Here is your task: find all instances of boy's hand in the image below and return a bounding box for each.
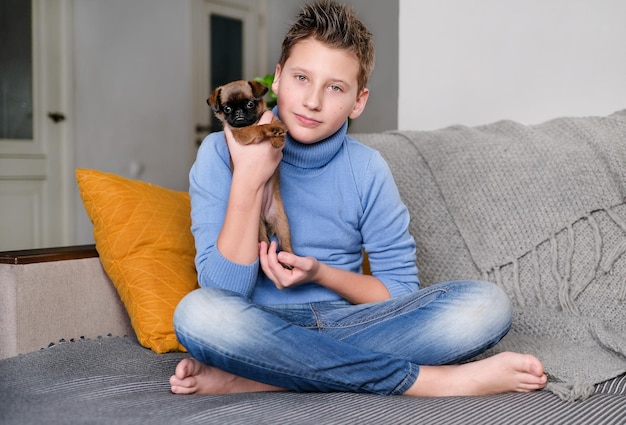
[224,110,283,190]
[260,241,392,304]
[259,241,320,290]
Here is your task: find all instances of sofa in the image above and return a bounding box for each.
[1,110,625,424]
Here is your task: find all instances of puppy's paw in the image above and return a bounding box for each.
[267,124,286,137]
[269,137,285,148]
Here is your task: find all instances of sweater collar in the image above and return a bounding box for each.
[276,107,347,169]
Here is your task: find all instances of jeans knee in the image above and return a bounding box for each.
[467,280,513,341]
[440,280,512,344]
[482,281,513,327]
[174,287,242,341]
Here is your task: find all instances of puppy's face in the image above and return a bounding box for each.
[208,80,269,128]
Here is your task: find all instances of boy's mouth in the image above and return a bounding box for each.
[294,113,321,127]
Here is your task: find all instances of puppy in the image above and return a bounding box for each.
[208,80,294,260]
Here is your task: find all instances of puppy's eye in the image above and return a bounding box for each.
[246,100,256,109]
[223,106,232,114]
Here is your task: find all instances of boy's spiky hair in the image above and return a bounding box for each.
[278,0,375,93]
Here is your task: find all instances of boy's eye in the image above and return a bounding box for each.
[296,75,307,82]
[246,100,256,109]
[330,85,343,92]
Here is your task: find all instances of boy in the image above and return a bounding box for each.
[170,0,547,397]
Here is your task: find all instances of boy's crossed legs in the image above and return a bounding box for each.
[170,282,547,397]
[170,351,546,396]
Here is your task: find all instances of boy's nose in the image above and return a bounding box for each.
[303,87,322,111]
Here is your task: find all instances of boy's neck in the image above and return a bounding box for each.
[281,118,348,170]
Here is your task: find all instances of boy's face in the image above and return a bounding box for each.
[272,38,369,144]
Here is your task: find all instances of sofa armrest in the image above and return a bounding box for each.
[0,245,134,360]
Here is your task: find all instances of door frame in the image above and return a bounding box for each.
[191,0,268,140]
[41,0,75,248]
[0,0,74,249]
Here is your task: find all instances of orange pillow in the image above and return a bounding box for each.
[76,168,198,353]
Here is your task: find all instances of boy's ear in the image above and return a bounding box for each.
[271,64,282,94]
[349,88,369,120]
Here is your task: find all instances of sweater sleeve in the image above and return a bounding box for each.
[189,133,259,298]
[357,150,420,297]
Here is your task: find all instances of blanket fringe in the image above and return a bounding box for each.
[603,208,626,273]
[484,205,626,313]
[551,226,578,315]
[512,258,525,307]
[571,214,602,301]
[531,248,546,308]
[602,240,626,273]
[604,208,626,302]
[546,380,595,402]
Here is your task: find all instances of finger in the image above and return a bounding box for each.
[266,242,291,286]
[258,110,274,125]
[259,242,267,270]
[223,124,239,153]
[259,241,270,262]
[223,123,234,142]
[276,251,296,269]
[258,241,273,277]
[266,241,281,267]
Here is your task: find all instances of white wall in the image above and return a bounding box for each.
[399,0,626,130]
[73,0,195,244]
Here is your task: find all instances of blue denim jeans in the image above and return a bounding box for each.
[173,280,512,395]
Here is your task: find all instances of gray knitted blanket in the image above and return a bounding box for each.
[359,110,626,401]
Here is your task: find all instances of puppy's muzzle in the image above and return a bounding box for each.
[233,110,247,124]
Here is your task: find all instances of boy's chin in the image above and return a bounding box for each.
[288,124,345,145]
[287,128,326,145]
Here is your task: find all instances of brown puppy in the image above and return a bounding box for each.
[208,80,293,260]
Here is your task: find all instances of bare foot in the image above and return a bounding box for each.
[404,352,547,397]
[169,358,285,395]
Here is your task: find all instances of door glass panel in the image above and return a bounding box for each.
[0,0,33,140]
[209,13,242,131]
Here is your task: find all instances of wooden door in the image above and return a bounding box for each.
[0,0,73,250]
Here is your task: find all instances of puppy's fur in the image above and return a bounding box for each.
[208,80,293,257]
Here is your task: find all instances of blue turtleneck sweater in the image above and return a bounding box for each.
[189,115,419,305]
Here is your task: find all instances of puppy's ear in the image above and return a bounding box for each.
[207,88,221,112]
[248,80,269,100]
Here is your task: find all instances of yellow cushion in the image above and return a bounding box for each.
[76,168,198,353]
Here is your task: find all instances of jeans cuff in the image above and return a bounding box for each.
[390,362,419,395]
